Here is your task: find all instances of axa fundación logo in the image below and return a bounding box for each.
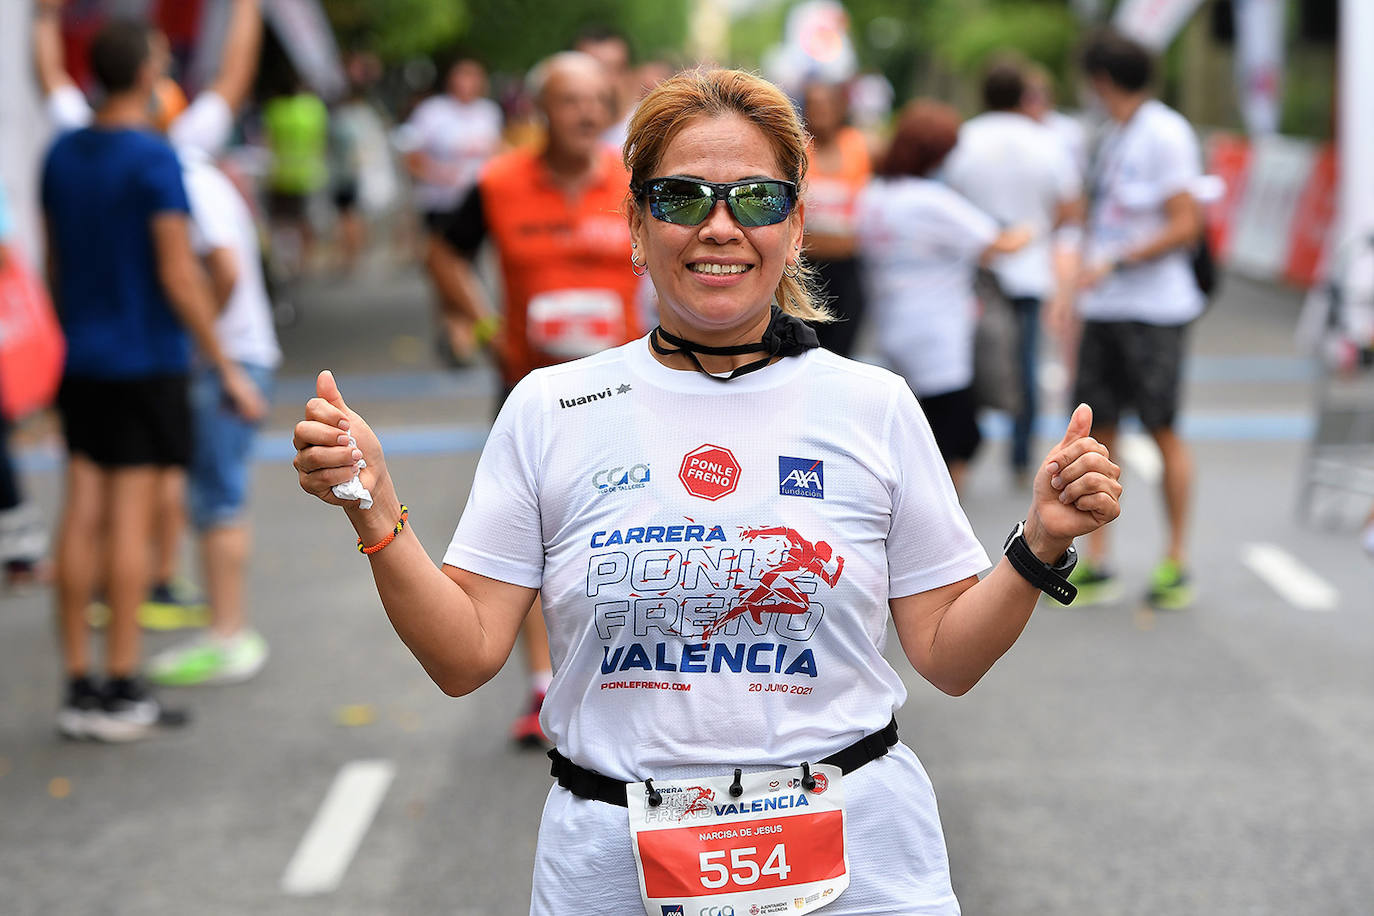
[778,456,823,499]
[593,463,650,494]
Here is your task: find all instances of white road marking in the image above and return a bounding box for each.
[1240,543,1340,612]
[1118,432,1163,484]
[282,759,396,896]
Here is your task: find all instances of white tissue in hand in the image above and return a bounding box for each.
[331,434,373,509]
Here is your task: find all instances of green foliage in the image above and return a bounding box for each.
[934,2,1081,78]
[458,0,691,72]
[323,0,468,60]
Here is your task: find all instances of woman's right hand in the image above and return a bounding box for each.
[293,370,389,509]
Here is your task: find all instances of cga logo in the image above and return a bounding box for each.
[594,463,650,494]
[778,456,823,499]
[700,908,735,916]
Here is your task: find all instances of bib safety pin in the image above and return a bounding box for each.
[644,778,663,807]
[799,761,817,792]
[729,768,743,798]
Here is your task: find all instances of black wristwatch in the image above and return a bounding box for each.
[1004,520,1078,605]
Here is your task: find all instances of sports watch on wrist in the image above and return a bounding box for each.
[1003,520,1078,605]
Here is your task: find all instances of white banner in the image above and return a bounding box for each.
[1113,0,1206,51]
[262,0,345,100]
[1338,0,1374,302]
[1234,0,1285,136]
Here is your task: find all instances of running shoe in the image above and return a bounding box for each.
[55,676,104,740]
[510,691,548,749]
[88,580,212,629]
[1148,559,1194,610]
[146,629,269,686]
[137,580,211,630]
[82,677,191,743]
[1066,559,1120,607]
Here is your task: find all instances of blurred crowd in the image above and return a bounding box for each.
[3,0,1366,747]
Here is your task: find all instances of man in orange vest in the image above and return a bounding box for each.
[433,50,640,746]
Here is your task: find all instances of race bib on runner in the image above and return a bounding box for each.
[627,765,848,916]
[526,289,624,358]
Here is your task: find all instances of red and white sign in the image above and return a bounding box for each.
[679,444,741,501]
[628,765,849,916]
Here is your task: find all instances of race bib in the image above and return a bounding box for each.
[526,289,624,358]
[627,765,848,916]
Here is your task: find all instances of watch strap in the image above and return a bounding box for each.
[1005,532,1078,605]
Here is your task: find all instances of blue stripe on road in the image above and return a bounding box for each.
[14,411,1315,477]
[267,354,1317,407]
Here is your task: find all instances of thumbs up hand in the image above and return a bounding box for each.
[1024,403,1123,561]
[293,370,389,509]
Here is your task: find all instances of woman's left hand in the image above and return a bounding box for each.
[1024,403,1122,560]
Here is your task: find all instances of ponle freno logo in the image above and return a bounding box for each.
[678,444,740,501]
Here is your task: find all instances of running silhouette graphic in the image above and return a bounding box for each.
[704,527,845,638]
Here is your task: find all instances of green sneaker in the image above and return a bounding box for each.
[1148,559,1193,610]
[1066,559,1120,607]
[147,630,268,686]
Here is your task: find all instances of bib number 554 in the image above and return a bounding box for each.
[699,844,791,889]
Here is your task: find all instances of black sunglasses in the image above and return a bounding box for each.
[633,176,799,228]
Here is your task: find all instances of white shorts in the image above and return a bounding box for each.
[529,742,961,915]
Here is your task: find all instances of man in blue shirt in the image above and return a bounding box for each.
[41,16,263,742]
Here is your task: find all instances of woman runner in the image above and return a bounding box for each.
[294,69,1123,915]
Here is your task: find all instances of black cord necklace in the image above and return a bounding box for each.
[650,306,819,382]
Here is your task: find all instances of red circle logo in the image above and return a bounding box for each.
[678,444,741,501]
[811,772,829,793]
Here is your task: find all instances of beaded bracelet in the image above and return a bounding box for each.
[358,505,408,555]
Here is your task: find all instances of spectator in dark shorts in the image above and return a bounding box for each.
[329,70,371,272]
[1071,30,1205,609]
[855,99,1030,492]
[802,80,872,357]
[396,58,503,364]
[41,18,264,742]
[263,79,328,278]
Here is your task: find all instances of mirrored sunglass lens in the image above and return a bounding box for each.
[652,194,712,225]
[728,183,793,227]
[648,180,713,225]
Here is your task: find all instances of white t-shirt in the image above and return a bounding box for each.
[1080,99,1204,325]
[446,340,988,780]
[943,111,1080,299]
[395,95,503,212]
[181,150,281,369]
[855,176,998,396]
[447,340,985,913]
[47,85,234,157]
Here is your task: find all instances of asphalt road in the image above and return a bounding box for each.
[2,264,1371,916]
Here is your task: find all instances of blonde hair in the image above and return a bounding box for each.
[624,68,832,324]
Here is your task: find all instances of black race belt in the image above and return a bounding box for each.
[547,717,900,807]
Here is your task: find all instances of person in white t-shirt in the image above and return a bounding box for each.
[857,99,1031,493]
[141,149,279,686]
[395,58,503,363]
[944,62,1083,482]
[294,69,1122,915]
[1071,30,1205,610]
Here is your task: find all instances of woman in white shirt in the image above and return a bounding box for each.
[857,99,1031,492]
[294,70,1121,916]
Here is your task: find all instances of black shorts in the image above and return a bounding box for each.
[1073,320,1187,431]
[57,374,191,468]
[422,209,451,234]
[917,386,982,464]
[267,190,308,222]
[332,182,359,212]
